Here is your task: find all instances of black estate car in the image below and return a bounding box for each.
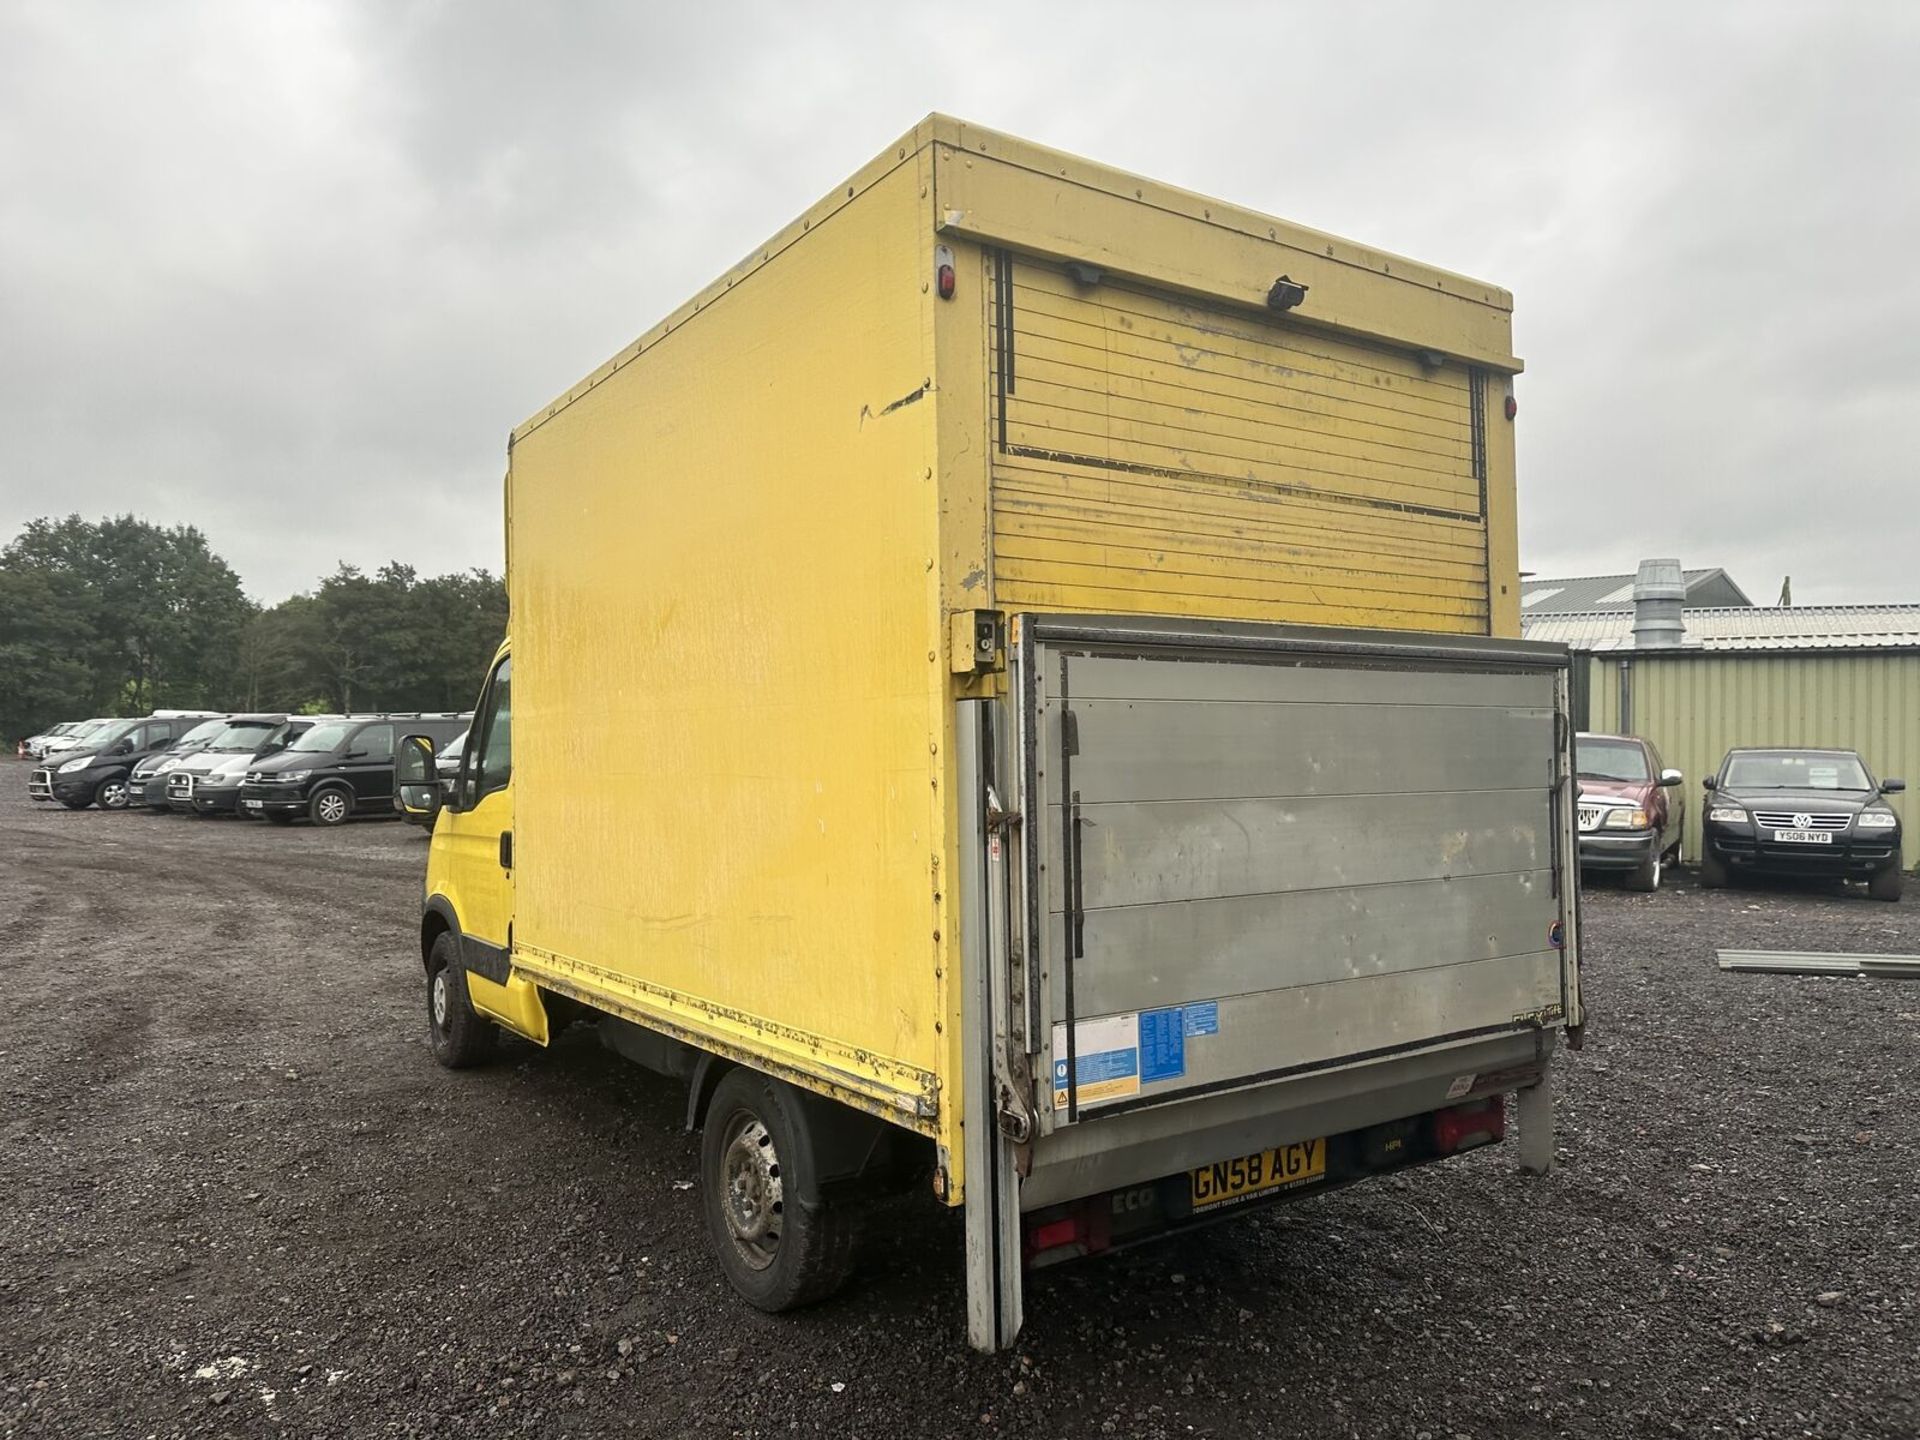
[239,714,469,826]
[1700,747,1905,901]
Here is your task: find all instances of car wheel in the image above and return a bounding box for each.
[1868,863,1905,903]
[95,776,131,810]
[424,931,499,1068]
[309,787,353,826]
[700,1067,861,1313]
[1626,847,1662,893]
[1698,846,1728,889]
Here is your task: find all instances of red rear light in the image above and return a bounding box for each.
[1433,1098,1506,1153]
[1504,394,1518,420]
[1029,1217,1078,1252]
[937,263,956,300]
[934,243,957,300]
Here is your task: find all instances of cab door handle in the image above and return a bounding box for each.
[499,830,513,870]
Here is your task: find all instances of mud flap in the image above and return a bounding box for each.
[958,699,1024,1351]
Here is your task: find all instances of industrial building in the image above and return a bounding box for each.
[1522,561,1920,862]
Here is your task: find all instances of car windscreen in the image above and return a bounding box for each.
[206,720,279,750]
[89,719,143,748]
[1723,752,1872,790]
[173,719,230,748]
[285,722,356,753]
[69,719,111,738]
[1576,739,1650,782]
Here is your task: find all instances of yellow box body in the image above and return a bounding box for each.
[502,116,1522,1196]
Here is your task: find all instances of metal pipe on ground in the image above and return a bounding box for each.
[1717,950,1920,978]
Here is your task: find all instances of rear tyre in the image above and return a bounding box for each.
[1625,847,1662,893]
[1698,846,1728,890]
[309,786,353,827]
[700,1067,860,1313]
[1868,863,1905,903]
[426,931,499,1068]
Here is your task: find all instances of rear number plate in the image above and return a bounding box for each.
[1771,830,1832,844]
[1189,1139,1326,1212]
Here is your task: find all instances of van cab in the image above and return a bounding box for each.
[240,713,469,825]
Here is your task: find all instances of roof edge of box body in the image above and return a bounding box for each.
[513,113,1520,445]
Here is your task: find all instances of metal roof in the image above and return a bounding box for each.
[1520,568,1752,613]
[1522,604,1920,653]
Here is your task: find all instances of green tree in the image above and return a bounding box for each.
[0,565,100,743]
[2,515,252,712]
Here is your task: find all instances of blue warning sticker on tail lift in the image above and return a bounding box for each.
[1138,1008,1187,1084]
[1184,1001,1220,1037]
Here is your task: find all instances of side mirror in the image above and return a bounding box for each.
[1883,778,1906,794]
[1658,769,1683,787]
[1702,776,1717,791]
[396,734,443,823]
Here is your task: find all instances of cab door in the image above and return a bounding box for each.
[431,655,534,1035]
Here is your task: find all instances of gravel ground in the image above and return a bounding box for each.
[2,765,1917,1439]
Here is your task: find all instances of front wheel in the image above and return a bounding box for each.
[700,1068,860,1313]
[95,777,131,810]
[1698,846,1728,889]
[1868,863,1905,903]
[425,932,499,1068]
[1625,847,1662,893]
[309,787,353,826]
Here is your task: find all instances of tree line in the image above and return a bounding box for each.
[0,515,506,742]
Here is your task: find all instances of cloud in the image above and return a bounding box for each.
[1,1,1915,605]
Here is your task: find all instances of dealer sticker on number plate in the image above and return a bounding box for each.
[1189,1138,1326,1212]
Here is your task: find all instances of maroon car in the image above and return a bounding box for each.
[1575,731,1685,891]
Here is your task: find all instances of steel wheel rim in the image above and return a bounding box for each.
[431,969,449,1029]
[317,793,348,823]
[718,1110,784,1271]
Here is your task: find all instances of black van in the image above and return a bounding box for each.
[28,712,226,810]
[159,714,311,814]
[239,713,469,826]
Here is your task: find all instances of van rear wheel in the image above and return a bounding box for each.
[699,1068,859,1313]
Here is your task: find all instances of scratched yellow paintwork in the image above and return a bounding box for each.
[485,116,1523,1205]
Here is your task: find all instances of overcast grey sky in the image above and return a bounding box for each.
[2,3,1915,605]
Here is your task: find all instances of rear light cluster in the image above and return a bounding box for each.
[1432,1097,1505,1153]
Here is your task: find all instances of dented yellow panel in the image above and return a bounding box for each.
[507,152,953,1138]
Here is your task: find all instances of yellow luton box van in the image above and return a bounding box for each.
[398,115,1582,1351]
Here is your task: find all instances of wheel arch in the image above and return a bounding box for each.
[421,896,461,973]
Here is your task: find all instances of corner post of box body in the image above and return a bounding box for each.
[957,697,1023,1352]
